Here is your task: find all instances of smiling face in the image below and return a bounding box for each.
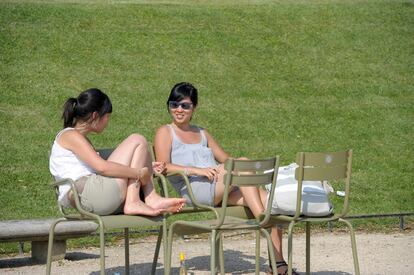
[168,97,195,126]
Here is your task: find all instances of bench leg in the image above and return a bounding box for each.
[32,240,66,263]
[124,228,129,275]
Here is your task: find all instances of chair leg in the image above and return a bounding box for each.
[124,228,130,275]
[287,221,296,275]
[46,218,66,275]
[210,230,217,275]
[260,228,276,275]
[218,233,225,275]
[339,218,360,275]
[151,225,163,275]
[99,224,105,275]
[164,225,175,275]
[255,230,260,275]
[305,222,310,275]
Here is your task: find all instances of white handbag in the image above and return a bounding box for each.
[266,163,333,216]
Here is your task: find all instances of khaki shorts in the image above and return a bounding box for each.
[75,174,123,215]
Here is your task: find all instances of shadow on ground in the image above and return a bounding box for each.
[0,251,99,268]
[88,249,352,275]
[0,249,353,275]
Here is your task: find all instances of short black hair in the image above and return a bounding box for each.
[166,82,198,110]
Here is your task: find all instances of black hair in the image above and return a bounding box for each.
[62,88,112,128]
[166,82,198,110]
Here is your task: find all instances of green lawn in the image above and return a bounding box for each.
[0,0,413,232]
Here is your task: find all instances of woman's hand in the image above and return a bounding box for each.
[152,161,166,174]
[193,167,219,182]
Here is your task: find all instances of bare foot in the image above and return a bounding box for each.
[123,200,164,216]
[145,195,186,213]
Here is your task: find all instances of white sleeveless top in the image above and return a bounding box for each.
[49,128,95,207]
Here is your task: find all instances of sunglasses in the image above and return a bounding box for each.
[168,101,193,110]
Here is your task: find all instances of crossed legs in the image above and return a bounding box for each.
[108,134,185,216]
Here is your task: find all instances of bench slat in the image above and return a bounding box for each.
[0,219,98,242]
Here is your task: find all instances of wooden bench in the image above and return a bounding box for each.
[0,219,97,262]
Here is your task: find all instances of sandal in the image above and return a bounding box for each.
[267,260,299,275]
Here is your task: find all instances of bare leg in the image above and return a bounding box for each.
[108,134,185,215]
[122,135,186,212]
[271,227,283,261]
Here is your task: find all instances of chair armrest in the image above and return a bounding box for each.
[49,178,99,221]
[152,172,171,198]
[165,171,219,218]
[50,178,74,187]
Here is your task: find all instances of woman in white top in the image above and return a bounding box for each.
[49,88,185,216]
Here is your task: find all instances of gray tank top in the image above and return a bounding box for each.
[167,124,217,188]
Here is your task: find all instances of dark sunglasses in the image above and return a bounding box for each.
[168,101,193,110]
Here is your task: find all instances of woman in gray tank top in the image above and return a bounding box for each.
[154,82,297,275]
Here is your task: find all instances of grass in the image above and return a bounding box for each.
[0,0,413,253]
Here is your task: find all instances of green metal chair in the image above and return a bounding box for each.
[46,149,167,275]
[163,157,280,275]
[267,150,360,275]
[149,145,261,274]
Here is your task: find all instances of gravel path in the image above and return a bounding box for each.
[1,231,413,274]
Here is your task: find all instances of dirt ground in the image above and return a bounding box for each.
[1,231,413,274]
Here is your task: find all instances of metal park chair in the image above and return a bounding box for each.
[46,149,167,275]
[267,150,360,275]
[163,157,280,275]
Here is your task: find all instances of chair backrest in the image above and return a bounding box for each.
[295,149,353,217]
[219,157,280,225]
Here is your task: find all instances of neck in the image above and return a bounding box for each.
[172,122,191,131]
[73,122,91,136]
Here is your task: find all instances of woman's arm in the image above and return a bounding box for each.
[58,130,142,180]
[154,125,189,173]
[154,126,219,181]
[203,129,230,164]
[153,125,173,168]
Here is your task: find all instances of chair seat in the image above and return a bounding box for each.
[180,205,254,219]
[269,213,338,224]
[63,214,164,230]
[100,214,163,230]
[172,216,261,234]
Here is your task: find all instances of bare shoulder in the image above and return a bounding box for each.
[155,124,171,136]
[154,124,173,144]
[57,129,87,151]
[59,128,83,143]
